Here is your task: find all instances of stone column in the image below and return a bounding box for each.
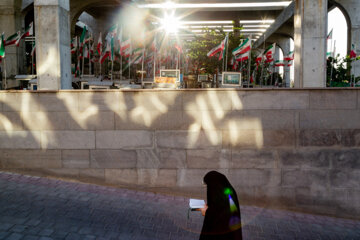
[294,0,327,88]
[34,0,72,90]
[0,0,22,77]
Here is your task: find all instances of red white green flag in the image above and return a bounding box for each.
[120,37,131,55]
[100,41,111,64]
[232,38,251,56]
[275,60,285,67]
[21,22,33,39]
[255,52,263,66]
[0,33,5,58]
[97,32,102,56]
[84,44,90,59]
[85,32,93,44]
[107,24,118,39]
[264,43,276,63]
[79,26,87,49]
[122,47,131,58]
[349,44,357,60]
[133,47,143,57]
[6,31,21,46]
[207,35,227,59]
[71,36,78,54]
[327,29,333,40]
[110,37,115,61]
[235,51,250,62]
[287,60,293,67]
[175,43,182,53]
[30,42,36,57]
[133,54,144,64]
[219,33,229,61]
[231,57,238,70]
[284,51,294,61]
[207,43,222,57]
[75,58,81,77]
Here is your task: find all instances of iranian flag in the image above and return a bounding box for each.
[107,24,118,39]
[122,47,132,58]
[327,29,333,40]
[287,60,293,67]
[133,54,143,64]
[175,43,182,53]
[264,43,276,63]
[100,41,111,64]
[0,33,5,58]
[21,22,33,39]
[6,31,21,46]
[79,26,87,49]
[30,42,36,57]
[110,37,115,61]
[231,57,238,70]
[84,44,90,59]
[71,36,78,54]
[326,51,333,58]
[350,44,357,60]
[151,36,158,52]
[275,60,285,67]
[97,32,103,55]
[284,51,294,61]
[207,35,226,58]
[75,58,81,77]
[255,52,263,66]
[85,33,93,44]
[232,38,251,56]
[120,37,131,53]
[133,47,143,57]
[219,33,229,61]
[207,42,223,57]
[235,51,250,62]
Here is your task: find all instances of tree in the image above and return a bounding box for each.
[184,28,243,75]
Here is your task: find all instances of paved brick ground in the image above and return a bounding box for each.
[0,171,359,240]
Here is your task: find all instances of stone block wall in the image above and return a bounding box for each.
[0,89,359,219]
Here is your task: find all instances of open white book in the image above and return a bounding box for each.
[189,199,206,210]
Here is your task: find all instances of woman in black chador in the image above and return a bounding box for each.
[199,171,242,240]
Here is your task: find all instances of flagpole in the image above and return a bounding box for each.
[111,59,114,81]
[262,33,266,88]
[353,44,356,87]
[225,33,229,72]
[153,46,156,81]
[82,49,84,79]
[89,42,91,75]
[129,55,131,80]
[141,49,144,88]
[4,57,7,90]
[330,40,336,87]
[248,35,252,88]
[31,42,34,75]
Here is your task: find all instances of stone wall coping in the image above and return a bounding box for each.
[0,88,358,94]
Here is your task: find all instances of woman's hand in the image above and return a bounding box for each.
[200,204,208,216]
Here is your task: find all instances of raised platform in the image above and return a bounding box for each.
[0,88,359,219]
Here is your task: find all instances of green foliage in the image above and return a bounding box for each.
[327,54,353,87]
[184,28,243,75]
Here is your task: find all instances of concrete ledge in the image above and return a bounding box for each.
[1,89,360,219]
